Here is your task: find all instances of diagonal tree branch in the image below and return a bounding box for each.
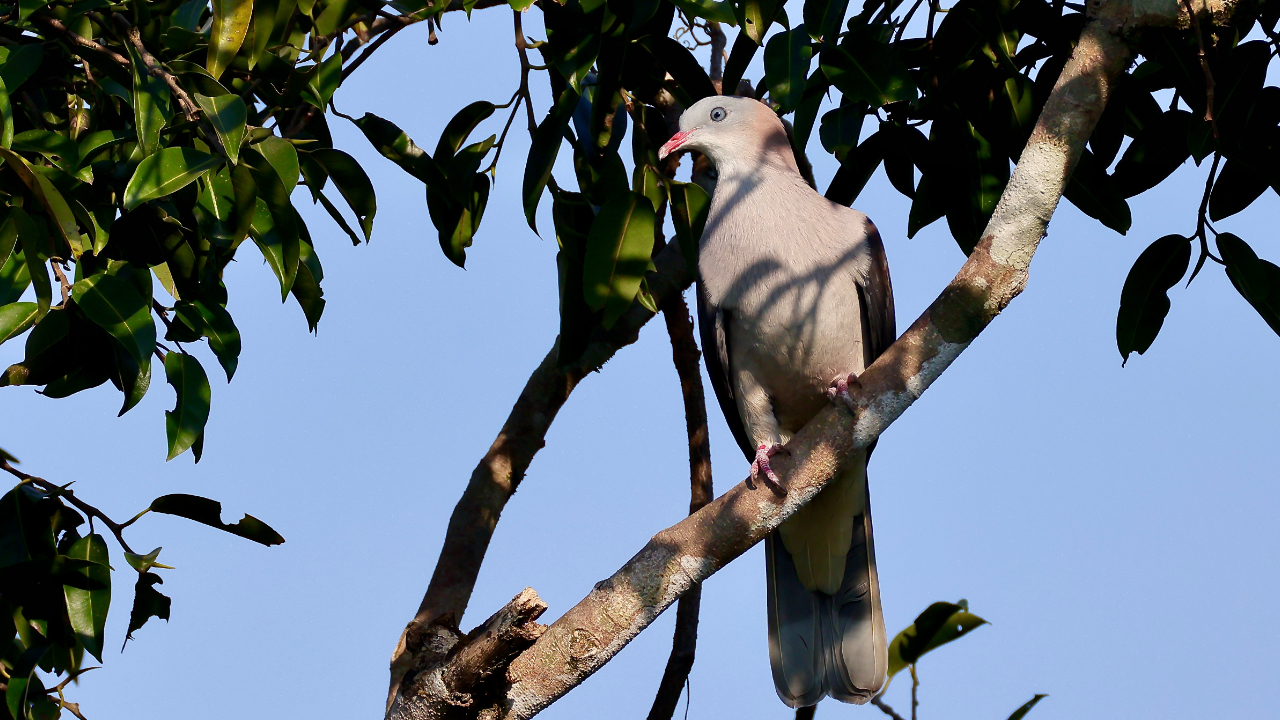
[388,244,695,707]
[647,294,713,720]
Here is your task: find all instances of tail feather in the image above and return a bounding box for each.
[766,467,885,708]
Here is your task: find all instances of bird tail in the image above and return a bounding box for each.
[765,454,886,708]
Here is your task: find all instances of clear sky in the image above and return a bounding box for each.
[4,8,1279,720]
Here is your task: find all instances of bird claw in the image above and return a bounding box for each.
[748,443,789,497]
[825,372,862,414]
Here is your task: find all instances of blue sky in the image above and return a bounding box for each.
[4,8,1279,720]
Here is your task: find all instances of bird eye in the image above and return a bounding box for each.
[710,107,727,122]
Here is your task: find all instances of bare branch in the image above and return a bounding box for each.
[872,696,907,720]
[1,459,138,554]
[31,14,131,68]
[387,244,695,708]
[119,23,201,124]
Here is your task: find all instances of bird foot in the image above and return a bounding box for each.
[825,372,863,414]
[748,443,789,497]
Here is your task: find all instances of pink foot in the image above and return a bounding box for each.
[825,372,862,413]
[749,443,789,497]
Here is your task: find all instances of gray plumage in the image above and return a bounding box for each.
[659,96,897,708]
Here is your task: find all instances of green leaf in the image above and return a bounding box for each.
[0,303,40,346]
[668,181,710,271]
[351,112,447,187]
[123,547,172,573]
[1209,158,1268,222]
[125,44,172,158]
[1063,150,1131,235]
[427,173,489,268]
[12,129,80,175]
[651,38,717,104]
[113,344,152,416]
[243,150,299,298]
[311,187,360,245]
[0,149,84,256]
[1006,695,1048,720]
[124,571,170,643]
[194,94,248,164]
[524,88,579,234]
[1218,233,1280,337]
[306,149,375,241]
[71,272,156,365]
[172,0,208,30]
[436,101,496,159]
[0,45,43,94]
[13,209,51,315]
[301,48,343,110]
[1111,110,1190,198]
[246,0,279,68]
[256,135,300,195]
[62,533,110,662]
[123,147,223,210]
[164,352,211,461]
[150,494,285,546]
[819,103,866,155]
[764,27,812,114]
[291,239,325,331]
[803,0,850,42]
[0,76,12,150]
[824,131,884,206]
[0,247,30,306]
[1116,235,1190,364]
[181,299,240,380]
[208,0,254,80]
[820,40,918,108]
[738,0,778,44]
[77,128,134,167]
[886,601,988,679]
[583,192,656,329]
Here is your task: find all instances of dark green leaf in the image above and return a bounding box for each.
[583,192,656,329]
[435,101,496,158]
[651,37,717,103]
[246,0,280,68]
[819,103,866,155]
[668,0,736,23]
[255,136,300,195]
[1218,233,1280,337]
[12,130,80,175]
[306,149,375,241]
[820,41,918,108]
[1111,110,1190,198]
[180,299,240,380]
[722,29,759,94]
[825,131,884,206]
[738,0,778,44]
[1115,234,1190,363]
[803,0,850,43]
[62,533,110,662]
[301,49,343,109]
[243,150,300,298]
[164,352,211,461]
[150,494,285,546]
[1209,158,1267,222]
[124,571,170,644]
[765,27,813,114]
[0,45,43,95]
[0,76,11,150]
[1064,150,1131,234]
[71,273,156,365]
[907,175,944,237]
[126,43,172,157]
[123,147,223,210]
[291,239,325,331]
[0,150,83,256]
[1007,695,1048,720]
[194,94,248,164]
[524,88,580,234]
[351,112,447,187]
[113,343,152,416]
[886,601,988,678]
[668,181,710,271]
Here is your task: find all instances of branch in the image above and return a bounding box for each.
[119,22,201,124]
[871,696,907,720]
[30,15,131,68]
[387,244,695,708]
[487,5,1149,717]
[647,294,713,720]
[1,459,137,554]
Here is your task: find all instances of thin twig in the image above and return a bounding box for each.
[513,10,538,134]
[119,22,200,124]
[910,664,919,720]
[1188,151,1223,284]
[1181,0,1218,137]
[897,0,928,42]
[1,459,137,554]
[50,260,71,305]
[342,16,411,80]
[31,14,132,67]
[483,90,524,174]
[872,696,908,720]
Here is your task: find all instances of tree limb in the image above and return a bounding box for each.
[387,244,694,708]
[647,294,713,720]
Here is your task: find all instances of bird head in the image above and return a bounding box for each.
[657,96,795,176]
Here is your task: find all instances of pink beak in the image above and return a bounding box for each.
[658,129,695,161]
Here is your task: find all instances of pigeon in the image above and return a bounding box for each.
[658,96,897,708]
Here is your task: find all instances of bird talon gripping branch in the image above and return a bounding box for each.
[825,372,862,415]
[749,443,789,497]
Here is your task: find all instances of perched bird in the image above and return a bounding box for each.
[658,96,897,708]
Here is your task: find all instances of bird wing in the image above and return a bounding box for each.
[857,220,897,369]
[696,283,755,462]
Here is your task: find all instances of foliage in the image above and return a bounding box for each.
[0,450,282,720]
